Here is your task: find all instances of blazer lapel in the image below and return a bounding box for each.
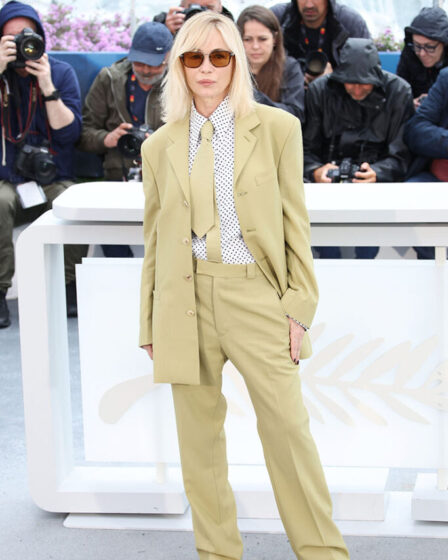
[234,110,260,185]
[167,117,191,202]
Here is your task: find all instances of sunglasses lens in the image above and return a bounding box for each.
[210,51,231,67]
[181,52,204,68]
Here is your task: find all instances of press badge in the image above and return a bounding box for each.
[16,181,47,209]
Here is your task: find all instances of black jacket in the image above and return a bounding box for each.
[271,0,370,72]
[254,56,305,121]
[397,7,448,99]
[303,39,413,182]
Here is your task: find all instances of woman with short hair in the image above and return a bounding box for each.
[397,7,448,109]
[139,11,349,560]
[237,5,305,120]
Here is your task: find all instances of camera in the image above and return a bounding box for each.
[15,143,57,185]
[327,158,360,183]
[183,4,207,20]
[117,124,153,159]
[305,51,328,77]
[10,27,45,68]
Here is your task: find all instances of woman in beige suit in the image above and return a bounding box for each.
[140,11,349,560]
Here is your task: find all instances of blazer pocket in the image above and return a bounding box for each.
[255,171,278,188]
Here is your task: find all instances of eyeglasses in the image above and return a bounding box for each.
[410,41,439,54]
[180,49,235,68]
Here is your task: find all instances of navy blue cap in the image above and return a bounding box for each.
[128,22,173,66]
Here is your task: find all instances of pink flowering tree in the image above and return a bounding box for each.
[41,2,148,52]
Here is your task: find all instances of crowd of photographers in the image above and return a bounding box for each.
[1,0,448,329]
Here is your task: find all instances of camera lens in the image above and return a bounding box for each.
[118,135,140,158]
[21,37,44,60]
[305,51,328,77]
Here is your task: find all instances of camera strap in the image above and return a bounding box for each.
[0,76,38,145]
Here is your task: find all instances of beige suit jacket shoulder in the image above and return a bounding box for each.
[139,103,318,384]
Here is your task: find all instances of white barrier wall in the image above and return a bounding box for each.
[77,258,447,470]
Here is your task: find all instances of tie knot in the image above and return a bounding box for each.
[200,120,214,143]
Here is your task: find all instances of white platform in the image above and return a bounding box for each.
[64,492,448,539]
[413,473,448,522]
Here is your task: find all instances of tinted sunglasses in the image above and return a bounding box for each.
[180,49,235,68]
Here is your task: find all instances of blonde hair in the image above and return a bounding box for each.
[162,11,255,122]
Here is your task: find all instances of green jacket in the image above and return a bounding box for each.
[78,57,164,180]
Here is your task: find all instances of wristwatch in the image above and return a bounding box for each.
[42,89,61,102]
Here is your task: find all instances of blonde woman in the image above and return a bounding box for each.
[139,11,349,560]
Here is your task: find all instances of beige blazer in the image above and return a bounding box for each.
[139,103,318,384]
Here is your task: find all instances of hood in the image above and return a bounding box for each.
[330,38,383,86]
[288,0,335,21]
[405,7,448,44]
[0,1,45,45]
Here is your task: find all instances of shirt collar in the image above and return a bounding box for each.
[190,96,233,143]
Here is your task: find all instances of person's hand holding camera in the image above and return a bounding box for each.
[165,7,186,34]
[24,53,54,95]
[313,162,338,183]
[304,61,333,87]
[0,34,17,74]
[104,123,134,149]
[352,162,376,183]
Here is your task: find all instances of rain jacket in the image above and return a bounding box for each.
[404,68,448,176]
[271,0,370,72]
[78,58,164,181]
[254,56,305,121]
[397,7,448,98]
[0,0,81,183]
[303,38,413,182]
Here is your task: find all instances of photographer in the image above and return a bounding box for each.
[304,38,413,259]
[78,22,172,258]
[271,0,370,86]
[0,0,85,328]
[153,0,233,35]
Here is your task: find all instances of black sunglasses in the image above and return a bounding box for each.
[180,49,235,68]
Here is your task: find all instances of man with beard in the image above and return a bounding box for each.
[271,0,370,85]
[79,22,172,257]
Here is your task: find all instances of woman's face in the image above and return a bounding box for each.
[412,33,444,68]
[242,19,275,72]
[183,28,234,108]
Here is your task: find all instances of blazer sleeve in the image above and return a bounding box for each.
[139,142,161,347]
[278,118,319,327]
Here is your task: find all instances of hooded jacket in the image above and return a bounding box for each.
[78,57,164,181]
[0,1,81,184]
[271,0,370,72]
[397,7,448,99]
[303,38,413,182]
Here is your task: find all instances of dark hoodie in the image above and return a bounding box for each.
[271,0,370,73]
[303,38,413,182]
[0,0,81,184]
[397,7,448,99]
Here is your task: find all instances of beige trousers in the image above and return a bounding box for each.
[171,260,350,560]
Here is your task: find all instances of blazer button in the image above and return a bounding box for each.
[182,237,190,245]
[186,309,195,317]
[183,200,190,208]
[184,274,193,281]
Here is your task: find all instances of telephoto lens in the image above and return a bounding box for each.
[305,51,328,77]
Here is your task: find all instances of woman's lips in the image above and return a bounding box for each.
[198,80,215,85]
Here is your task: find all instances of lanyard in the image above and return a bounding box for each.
[300,18,327,53]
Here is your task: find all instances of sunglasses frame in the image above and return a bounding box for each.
[410,41,439,54]
[180,49,235,68]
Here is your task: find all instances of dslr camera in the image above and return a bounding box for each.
[117,124,153,159]
[183,4,207,20]
[327,158,360,183]
[10,27,45,68]
[15,143,57,185]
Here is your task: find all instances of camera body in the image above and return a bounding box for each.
[327,158,360,183]
[117,124,153,159]
[15,143,57,185]
[11,27,45,68]
[183,4,207,20]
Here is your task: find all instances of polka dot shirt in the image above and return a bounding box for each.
[189,97,255,264]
